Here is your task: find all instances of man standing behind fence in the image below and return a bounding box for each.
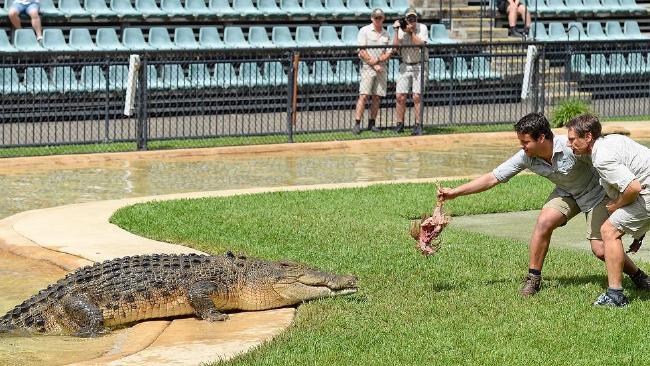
[353,8,392,135]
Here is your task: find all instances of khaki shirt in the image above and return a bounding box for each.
[592,134,650,198]
[397,23,428,64]
[357,24,390,63]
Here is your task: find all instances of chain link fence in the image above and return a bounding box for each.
[1,40,649,157]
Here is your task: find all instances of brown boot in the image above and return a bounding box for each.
[520,273,541,297]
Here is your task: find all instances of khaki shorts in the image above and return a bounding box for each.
[543,193,608,240]
[359,65,387,96]
[609,195,650,240]
[396,63,427,95]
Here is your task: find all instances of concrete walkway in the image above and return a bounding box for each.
[1,121,648,365]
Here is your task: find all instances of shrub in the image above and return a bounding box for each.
[550,99,592,128]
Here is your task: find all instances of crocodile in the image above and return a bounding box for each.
[0,252,357,337]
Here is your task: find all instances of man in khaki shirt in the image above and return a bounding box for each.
[353,8,392,135]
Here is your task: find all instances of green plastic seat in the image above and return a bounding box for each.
[608,54,630,74]
[25,67,55,94]
[149,27,179,50]
[390,0,408,13]
[543,0,565,15]
[563,0,588,15]
[80,66,108,92]
[588,54,612,75]
[624,21,648,39]
[174,27,200,49]
[531,22,549,41]
[335,60,359,84]
[547,22,568,41]
[567,22,588,41]
[0,30,16,52]
[297,61,314,85]
[605,21,625,40]
[85,0,116,18]
[110,0,140,17]
[627,53,647,74]
[214,63,240,88]
[198,27,225,49]
[428,58,450,81]
[262,61,288,86]
[135,0,166,17]
[619,0,646,14]
[52,66,81,93]
[188,63,218,88]
[96,28,128,50]
[161,64,190,90]
[239,62,267,87]
[0,68,27,94]
[280,0,306,16]
[295,26,321,47]
[59,0,90,17]
[161,0,192,16]
[123,27,155,50]
[302,0,328,16]
[13,29,44,52]
[43,28,74,51]
[346,0,370,16]
[601,0,627,13]
[319,26,344,46]
[224,26,250,48]
[209,0,239,16]
[272,26,297,48]
[430,24,455,44]
[312,60,337,84]
[185,0,213,16]
[586,22,607,40]
[108,65,129,91]
[232,0,258,16]
[37,0,65,17]
[370,0,398,15]
[257,0,284,16]
[248,26,275,48]
[325,0,352,16]
[341,25,359,45]
[570,54,590,75]
[471,57,501,80]
[146,65,165,89]
[452,57,472,80]
[583,0,607,14]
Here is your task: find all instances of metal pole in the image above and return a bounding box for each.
[285,52,296,143]
[136,57,148,151]
[419,45,426,127]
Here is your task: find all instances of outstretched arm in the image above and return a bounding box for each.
[437,172,500,201]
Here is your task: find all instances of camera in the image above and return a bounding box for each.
[398,18,408,31]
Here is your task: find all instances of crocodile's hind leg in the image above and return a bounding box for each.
[61,295,107,337]
[187,281,229,321]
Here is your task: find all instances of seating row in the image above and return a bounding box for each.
[0,0,407,19]
[527,0,646,15]
[571,53,650,75]
[531,20,648,41]
[1,25,455,52]
[0,57,500,94]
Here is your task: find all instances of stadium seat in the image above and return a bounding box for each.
[609,54,630,74]
[232,0,259,16]
[38,0,65,17]
[624,21,648,39]
[452,57,472,80]
[174,27,201,49]
[146,65,165,89]
[135,0,166,17]
[586,21,607,40]
[605,21,625,40]
[428,58,450,81]
[295,26,321,47]
[96,28,128,50]
[198,27,225,48]
[85,0,116,18]
[0,30,16,52]
[601,0,627,14]
[589,54,612,75]
[325,0,352,16]
[0,1,6,17]
[43,28,74,51]
[429,24,455,44]
[185,0,213,17]
[262,61,288,86]
[570,54,590,75]
[123,27,155,50]
[547,22,568,41]
[390,0,408,13]
[272,26,297,48]
[312,60,338,84]
[188,63,218,88]
[13,29,44,52]
[471,57,501,79]
[582,0,607,15]
[627,53,647,74]
[319,26,345,46]
[161,0,193,16]
[214,63,240,88]
[248,26,275,48]
[209,0,239,16]
[0,68,27,94]
[528,0,550,14]
[346,0,370,16]
[52,66,80,93]
[563,0,588,15]
[296,61,313,85]
[387,58,399,82]
[108,65,129,91]
[149,27,179,50]
[25,67,54,94]
[161,64,190,89]
[542,0,565,15]
[619,0,646,14]
[80,65,108,91]
[370,0,398,15]
[59,0,90,17]
[302,0,328,16]
[224,26,251,48]
[258,0,284,16]
[335,60,359,84]
[239,62,267,87]
[341,25,359,45]
[531,22,549,41]
[567,22,588,41]
[110,0,140,17]
[280,0,307,15]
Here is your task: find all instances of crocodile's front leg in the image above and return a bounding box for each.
[61,295,107,337]
[187,281,229,321]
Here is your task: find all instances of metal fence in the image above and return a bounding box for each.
[1,39,649,157]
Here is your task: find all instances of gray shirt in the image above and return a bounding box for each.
[492,135,605,212]
[592,134,650,198]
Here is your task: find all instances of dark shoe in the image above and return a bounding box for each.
[626,234,645,253]
[352,123,361,135]
[411,124,423,136]
[630,269,650,291]
[520,273,541,297]
[593,292,629,307]
[393,123,404,133]
[368,122,382,133]
[508,28,524,37]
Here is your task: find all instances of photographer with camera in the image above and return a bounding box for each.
[392,7,428,136]
[353,8,393,135]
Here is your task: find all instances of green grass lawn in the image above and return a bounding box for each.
[110,175,650,366]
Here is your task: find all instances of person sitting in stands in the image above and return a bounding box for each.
[8,0,43,44]
[496,0,531,38]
